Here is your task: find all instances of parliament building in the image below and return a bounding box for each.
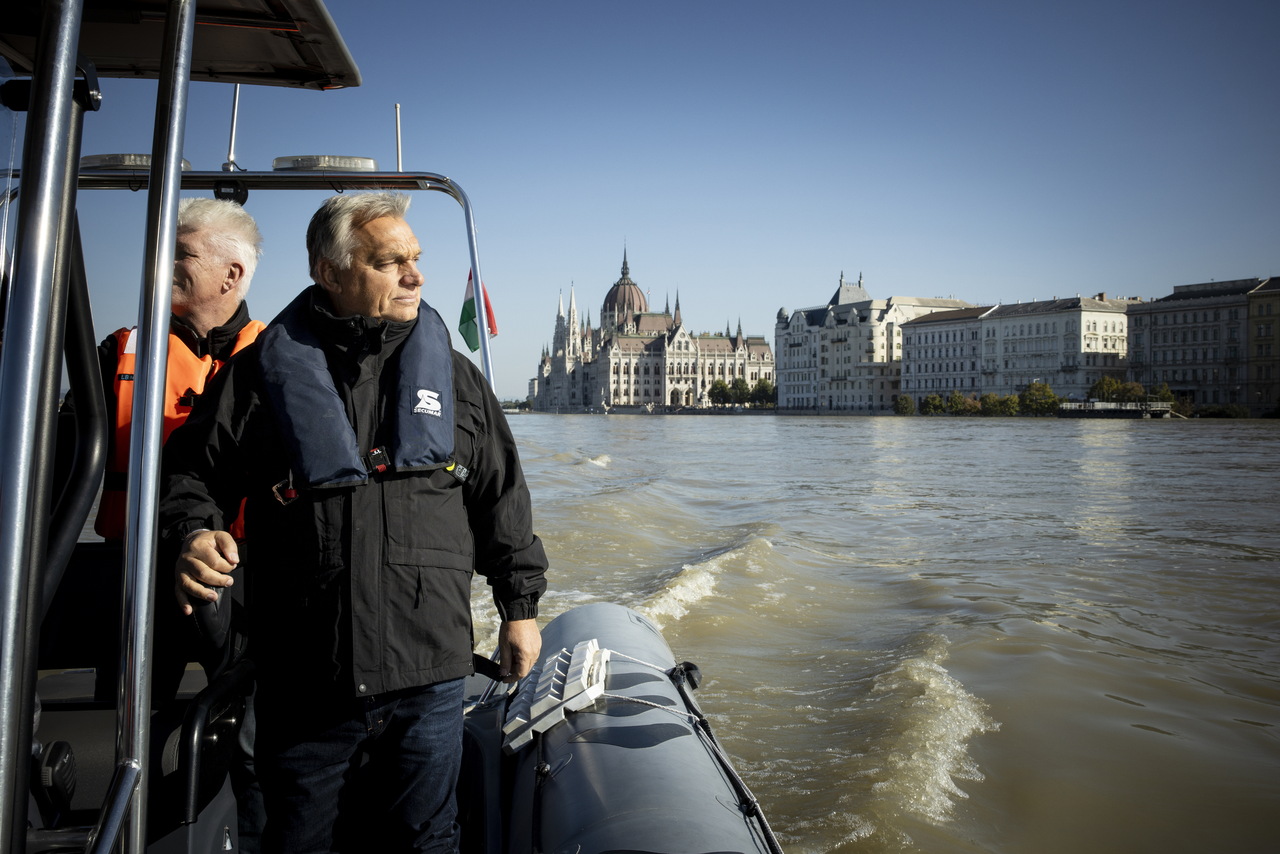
[528,253,775,411]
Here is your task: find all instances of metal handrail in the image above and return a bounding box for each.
[94,2,199,852]
[0,1,85,851]
[71,168,496,383]
[3,166,500,387]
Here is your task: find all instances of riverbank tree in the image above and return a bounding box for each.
[947,391,981,415]
[977,392,1020,416]
[919,393,946,415]
[1019,381,1059,416]
[1088,375,1147,402]
[750,378,776,408]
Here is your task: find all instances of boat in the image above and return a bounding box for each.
[0,3,780,853]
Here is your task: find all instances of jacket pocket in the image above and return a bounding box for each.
[382,473,474,570]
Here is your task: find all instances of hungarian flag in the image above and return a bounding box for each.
[458,270,498,352]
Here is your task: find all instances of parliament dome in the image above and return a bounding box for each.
[601,250,647,330]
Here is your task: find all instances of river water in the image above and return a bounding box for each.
[481,414,1280,854]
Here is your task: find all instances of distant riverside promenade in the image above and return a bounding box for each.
[1058,400,1177,419]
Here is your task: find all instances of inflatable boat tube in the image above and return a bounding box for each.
[486,602,780,854]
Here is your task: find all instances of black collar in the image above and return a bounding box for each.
[305,285,416,356]
[170,300,252,360]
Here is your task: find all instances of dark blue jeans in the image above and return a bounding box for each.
[256,679,465,854]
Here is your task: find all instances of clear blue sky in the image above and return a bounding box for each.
[67,0,1280,399]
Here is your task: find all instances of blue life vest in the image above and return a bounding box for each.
[258,289,456,488]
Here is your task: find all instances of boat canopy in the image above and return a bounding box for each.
[0,0,360,90]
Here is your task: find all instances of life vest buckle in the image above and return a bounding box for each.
[364,446,390,475]
[272,473,298,506]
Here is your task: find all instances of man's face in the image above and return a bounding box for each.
[321,216,424,322]
[172,228,233,315]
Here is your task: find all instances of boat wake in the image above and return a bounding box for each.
[722,628,999,852]
[635,535,775,631]
[860,632,1000,840]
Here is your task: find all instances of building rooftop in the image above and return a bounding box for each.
[1157,278,1269,302]
[986,296,1131,317]
[901,306,995,326]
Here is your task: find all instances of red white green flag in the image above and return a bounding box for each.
[458,270,498,352]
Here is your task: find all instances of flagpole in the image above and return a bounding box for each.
[393,106,493,388]
[455,184,495,386]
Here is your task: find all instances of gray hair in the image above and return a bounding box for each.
[177,197,263,298]
[306,192,412,281]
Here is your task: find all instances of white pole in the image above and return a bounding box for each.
[223,84,240,171]
[395,103,402,172]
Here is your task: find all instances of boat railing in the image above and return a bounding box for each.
[28,167,495,382]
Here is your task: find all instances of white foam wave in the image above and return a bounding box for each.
[636,560,720,630]
[866,634,1000,825]
[635,536,773,630]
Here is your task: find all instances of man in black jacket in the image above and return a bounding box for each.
[160,192,547,853]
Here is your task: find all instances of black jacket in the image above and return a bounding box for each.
[159,287,547,699]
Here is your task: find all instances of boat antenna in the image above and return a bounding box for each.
[222,84,242,172]
[395,103,403,171]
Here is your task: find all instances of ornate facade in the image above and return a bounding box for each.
[774,273,972,411]
[528,253,775,411]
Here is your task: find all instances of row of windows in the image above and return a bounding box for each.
[1133,308,1237,326]
[911,347,978,359]
[902,377,979,390]
[610,362,757,376]
[904,362,979,374]
[905,329,979,346]
[612,372,768,387]
[1001,322,1066,336]
[1001,340,1083,354]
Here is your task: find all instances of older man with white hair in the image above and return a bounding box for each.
[94,196,265,539]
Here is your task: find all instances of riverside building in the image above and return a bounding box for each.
[900,294,1138,401]
[774,273,971,412]
[528,253,775,411]
[981,295,1138,398]
[899,306,993,398]
[1127,277,1274,415]
[1249,278,1279,415]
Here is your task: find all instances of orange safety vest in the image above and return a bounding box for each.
[95,320,266,540]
